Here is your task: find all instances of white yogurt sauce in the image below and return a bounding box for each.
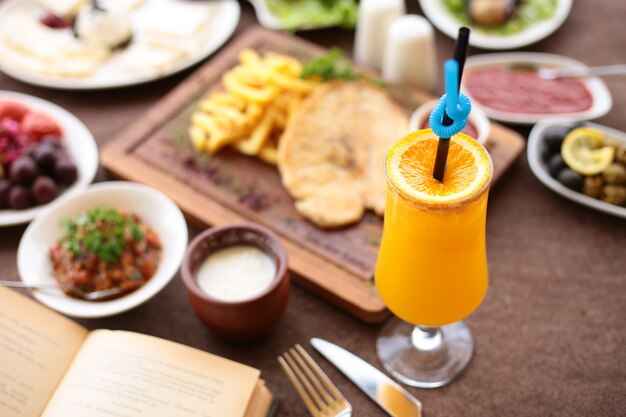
[196,245,276,302]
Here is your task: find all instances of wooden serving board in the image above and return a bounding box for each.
[102,26,525,323]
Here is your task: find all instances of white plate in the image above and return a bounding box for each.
[528,120,626,219]
[419,0,572,50]
[0,0,240,90]
[17,182,189,318]
[0,91,98,226]
[462,53,612,125]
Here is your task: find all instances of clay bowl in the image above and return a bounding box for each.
[181,223,289,341]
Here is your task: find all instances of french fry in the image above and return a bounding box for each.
[265,53,302,75]
[235,107,276,156]
[239,48,261,65]
[190,49,318,163]
[224,71,278,103]
[191,111,219,134]
[258,143,278,165]
[273,108,288,129]
[267,71,318,94]
[199,100,248,126]
[208,93,246,110]
[206,129,244,154]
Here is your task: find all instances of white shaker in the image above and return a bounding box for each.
[382,15,438,93]
[354,0,406,69]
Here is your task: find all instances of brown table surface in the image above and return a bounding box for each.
[1,1,625,416]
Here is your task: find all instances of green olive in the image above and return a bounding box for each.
[601,185,626,206]
[616,145,626,166]
[583,175,603,198]
[602,163,626,185]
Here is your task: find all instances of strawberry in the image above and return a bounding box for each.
[0,100,29,122]
[21,112,62,139]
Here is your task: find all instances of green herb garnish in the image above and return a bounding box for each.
[264,0,358,31]
[301,48,384,87]
[301,48,358,81]
[59,207,144,264]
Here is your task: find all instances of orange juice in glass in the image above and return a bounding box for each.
[375,129,492,388]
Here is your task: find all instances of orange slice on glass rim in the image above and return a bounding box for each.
[386,129,492,206]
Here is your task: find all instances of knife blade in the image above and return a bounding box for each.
[311,338,422,417]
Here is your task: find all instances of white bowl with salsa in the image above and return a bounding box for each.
[409,99,490,145]
[17,181,188,318]
[462,53,612,124]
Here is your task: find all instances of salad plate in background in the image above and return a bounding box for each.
[248,0,357,31]
[420,0,573,50]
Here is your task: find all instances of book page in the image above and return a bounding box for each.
[243,381,272,417]
[42,330,261,417]
[0,287,88,417]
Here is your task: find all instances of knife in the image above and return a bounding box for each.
[310,338,422,417]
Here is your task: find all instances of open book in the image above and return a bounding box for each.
[0,286,273,417]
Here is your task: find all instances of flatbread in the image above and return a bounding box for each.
[278,81,409,228]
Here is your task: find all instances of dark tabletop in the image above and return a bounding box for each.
[1,1,625,416]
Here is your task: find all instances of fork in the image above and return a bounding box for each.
[279,344,352,417]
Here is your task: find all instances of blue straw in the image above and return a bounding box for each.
[432,27,470,182]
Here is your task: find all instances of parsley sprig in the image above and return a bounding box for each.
[301,48,359,81]
[59,207,143,264]
[301,48,383,87]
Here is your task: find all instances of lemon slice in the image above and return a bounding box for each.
[561,128,615,176]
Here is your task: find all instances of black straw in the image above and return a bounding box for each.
[432,27,470,183]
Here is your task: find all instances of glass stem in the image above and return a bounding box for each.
[411,326,448,368]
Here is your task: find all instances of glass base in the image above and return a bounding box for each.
[376,318,473,388]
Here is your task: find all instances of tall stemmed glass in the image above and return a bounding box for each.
[375,27,493,388]
[374,137,492,387]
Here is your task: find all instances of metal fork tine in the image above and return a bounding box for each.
[284,350,327,410]
[290,345,335,405]
[295,344,346,402]
[278,355,319,416]
[280,345,352,417]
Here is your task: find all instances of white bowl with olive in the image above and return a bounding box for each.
[528,120,626,218]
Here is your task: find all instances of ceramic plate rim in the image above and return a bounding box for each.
[527,119,626,219]
[462,53,613,125]
[419,0,573,50]
[17,181,189,318]
[0,0,240,90]
[0,91,98,226]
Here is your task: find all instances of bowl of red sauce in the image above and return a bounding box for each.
[17,182,188,318]
[462,53,612,124]
[410,99,490,145]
